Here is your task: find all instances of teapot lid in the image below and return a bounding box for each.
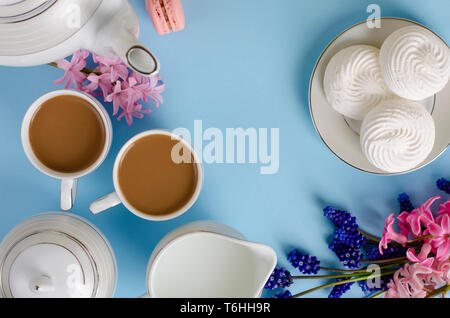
[0,0,102,57]
[0,213,117,298]
[0,0,57,23]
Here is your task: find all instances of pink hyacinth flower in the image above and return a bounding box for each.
[406,196,440,237]
[427,214,450,261]
[384,280,399,298]
[437,200,450,223]
[105,81,128,115]
[83,73,114,99]
[384,263,434,298]
[52,50,165,126]
[435,260,450,284]
[116,78,152,126]
[438,200,450,216]
[117,102,151,126]
[397,211,412,238]
[402,264,433,296]
[121,77,143,108]
[93,53,129,82]
[425,262,448,286]
[131,73,165,104]
[379,213,408,254]
[53,50,89,89]
[406,243,434,267]
[136,75,165,107]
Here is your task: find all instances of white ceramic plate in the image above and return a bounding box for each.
[309,17,450,175]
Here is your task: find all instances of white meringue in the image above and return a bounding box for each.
[360,98,435,173]
[380,26,450,100]
[324,45,391,120]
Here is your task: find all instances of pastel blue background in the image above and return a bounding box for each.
[1,0,450,298]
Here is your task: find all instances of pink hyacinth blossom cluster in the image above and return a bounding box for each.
[384,261,449,298]
[53,50,165,126]
[380,196,450,298]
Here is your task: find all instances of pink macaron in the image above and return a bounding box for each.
[146,0,186,35]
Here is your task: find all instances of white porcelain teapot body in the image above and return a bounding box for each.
[146,221,277,298]
[0,0,159,76]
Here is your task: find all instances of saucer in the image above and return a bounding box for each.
[309,17,450,175]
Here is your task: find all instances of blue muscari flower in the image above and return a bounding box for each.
[333,227,367,249]
[264,267,292,290]
[358,279,373,294]
[273,290,292,298]
[323,206,358,232]
[324,207,364,269]
[328,278,354,298]
[437,178,450,195]
[287,249,320,274]
[328,240,362,269]
[365,245,407,261]
[358,275,391,294]
[398,193,414,213]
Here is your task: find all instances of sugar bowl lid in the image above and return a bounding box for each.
[0,213,117,298]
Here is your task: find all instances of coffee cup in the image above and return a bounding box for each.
[89,130,203,221]
[21,90,112,211]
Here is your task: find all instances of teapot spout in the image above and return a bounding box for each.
[88,0,159,77]
[109,30,160,77]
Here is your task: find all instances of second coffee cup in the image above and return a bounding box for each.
[90,130,203,221]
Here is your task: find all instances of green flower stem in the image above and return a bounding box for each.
[358,229,381,242]
[292,271,369,280]
[360,256,407,264]
[425,285,450,298]
[48,62,100,76]
[358,229,432,248]
[364,240,380,246]
[319,267,362,273]
[358,228,406,248]
[369,290,387,298]
[290,269,398,298]
[381,260,408,267]
[407,235,433,245]
[321,262,406,274]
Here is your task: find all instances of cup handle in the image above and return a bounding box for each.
[61,179,77,211]
[90,192,121,214]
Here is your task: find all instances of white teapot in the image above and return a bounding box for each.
[0,0,159,76]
